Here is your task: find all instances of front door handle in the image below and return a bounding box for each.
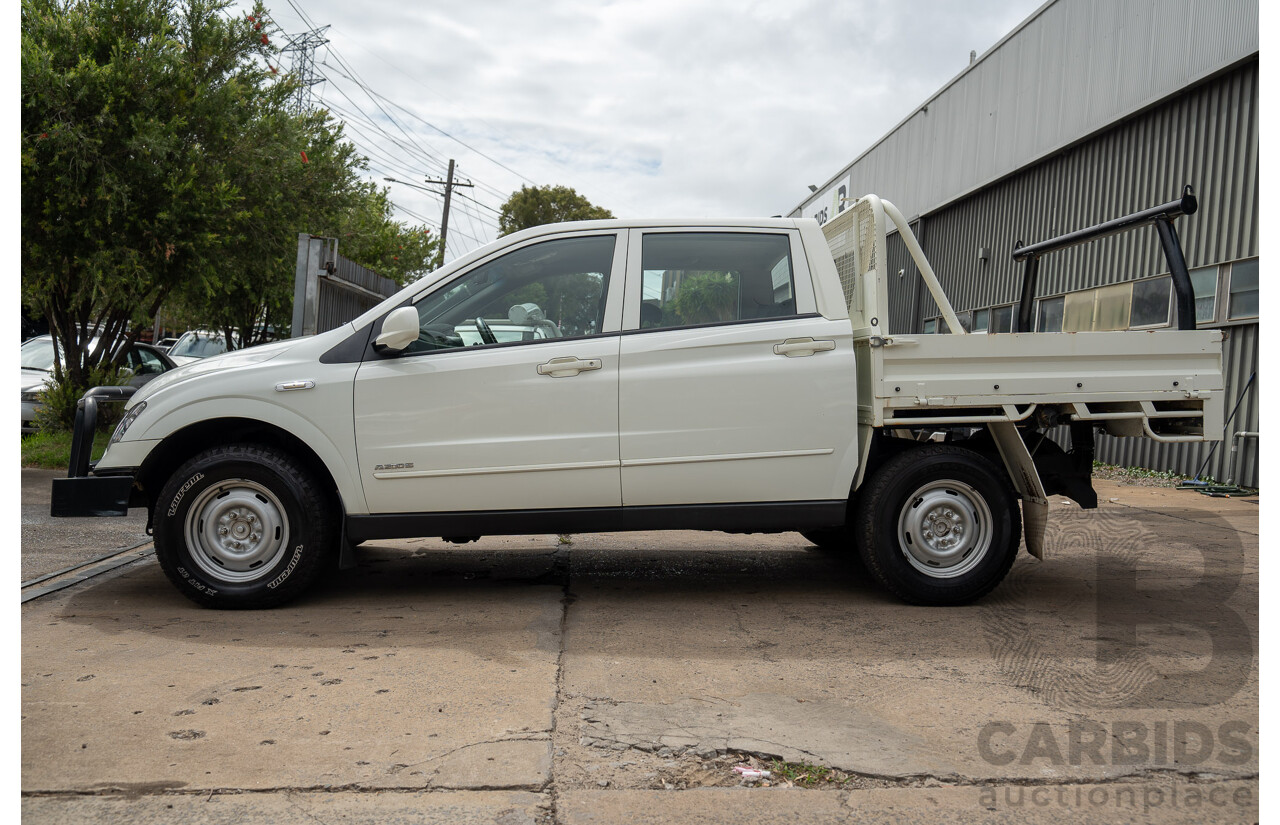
[537,356,602,377]
[773,338,836,357]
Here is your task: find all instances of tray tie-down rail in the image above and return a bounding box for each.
[1012,185,1199,332]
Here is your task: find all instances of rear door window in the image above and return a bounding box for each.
[637,233,796,330]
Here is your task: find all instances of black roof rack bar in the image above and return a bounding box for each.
[1013,185,1198,332]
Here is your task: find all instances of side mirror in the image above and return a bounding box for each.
[374,307,420,353]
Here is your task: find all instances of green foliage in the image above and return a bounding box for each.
[670,272,739,325]
[498,184,613,236]
[32,364,130,433]
[765,759,842,788]
[22,0,441,376]
[22,429,112,469]
[1091,461,1207,484]
[23,0,282,384]
[323,182,440,287]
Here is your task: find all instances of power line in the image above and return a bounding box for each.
[274,2,511,256]
[377,96,536,187]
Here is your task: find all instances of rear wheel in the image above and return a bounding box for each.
[154,444,336,608]
[854,445,1019,605]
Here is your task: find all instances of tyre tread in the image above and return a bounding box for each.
[153,443,335,609]
[854,444,1020,606]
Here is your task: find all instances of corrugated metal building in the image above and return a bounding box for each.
[791,0,1259,486]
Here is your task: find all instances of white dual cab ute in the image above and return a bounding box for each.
[54,189,1225,609]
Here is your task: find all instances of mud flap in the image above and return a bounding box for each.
[1021,498,1048,560]
[986,422,1050,560]
[338,513,358,570]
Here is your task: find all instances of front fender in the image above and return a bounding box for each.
[101,390,368,516]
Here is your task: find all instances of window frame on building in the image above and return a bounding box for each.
[1226,257,1258,321]
[1129,276,1173,329]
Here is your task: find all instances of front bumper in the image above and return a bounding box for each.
[51,473,136,517]
[50,386,138,518]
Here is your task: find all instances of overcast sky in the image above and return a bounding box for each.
[248,0,1047,260]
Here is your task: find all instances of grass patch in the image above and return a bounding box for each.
[1091,460,1212,485]
[766,759,845,788]
[21,429,111,470]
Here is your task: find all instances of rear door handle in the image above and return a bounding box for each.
[537,356,602,377]
[773,338,836,357]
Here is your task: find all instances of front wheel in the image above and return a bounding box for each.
[154,444,336,608]
[854,445,1020,605]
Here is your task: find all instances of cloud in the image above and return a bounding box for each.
[259,0,1044,253]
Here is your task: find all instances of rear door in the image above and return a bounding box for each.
[617,228,859,506]
[354,232,626,514]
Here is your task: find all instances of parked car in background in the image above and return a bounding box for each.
[166,330,235,365]
[21,335,176,434]
[156,337,181,351]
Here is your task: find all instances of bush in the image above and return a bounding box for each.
[32,364,130,433]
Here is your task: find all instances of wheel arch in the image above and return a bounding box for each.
[859,431,1018,494]
[138,417,351,521]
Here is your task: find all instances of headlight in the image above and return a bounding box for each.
[21,391,41,403]
[110,400,148,444]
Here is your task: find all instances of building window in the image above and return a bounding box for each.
[1038,296,1064,332]
[1130,277,1171,328]
[1228,259,1258,319]
[991,304,1013,333]
[1093,283,1132,331]
[1062,290,1095,332]
[1189,266,1218,325]
[972,308,989,333]
[923,318,937,334]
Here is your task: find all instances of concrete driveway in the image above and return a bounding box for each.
[21,476,1258,823]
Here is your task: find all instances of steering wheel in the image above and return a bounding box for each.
[473,317,498,345]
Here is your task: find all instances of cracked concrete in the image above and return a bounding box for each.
[22,538,565,795]
[21,479,1258,823]
[578,693,952,776]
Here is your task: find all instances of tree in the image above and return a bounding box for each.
[165,142,440,350]
[22,0,440,395]
[498,184,614,236]
[23,0,283,389]
[323,182,439,287]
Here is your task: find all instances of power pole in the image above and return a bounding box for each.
[422,160,474,268]
[281,26,330,114]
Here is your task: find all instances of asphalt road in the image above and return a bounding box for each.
[21,474,1259,824]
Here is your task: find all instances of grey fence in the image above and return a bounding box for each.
[291,234,399,337]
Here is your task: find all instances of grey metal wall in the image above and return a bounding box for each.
[878,62,1259,486]
[903,61,1259,320]
[790,0,1259,223]
[315,255,399,335]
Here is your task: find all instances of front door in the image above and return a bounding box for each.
[355,232,626,514]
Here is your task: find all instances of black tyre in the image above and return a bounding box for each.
[854,445,1020,606]
[154,444,336,609]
